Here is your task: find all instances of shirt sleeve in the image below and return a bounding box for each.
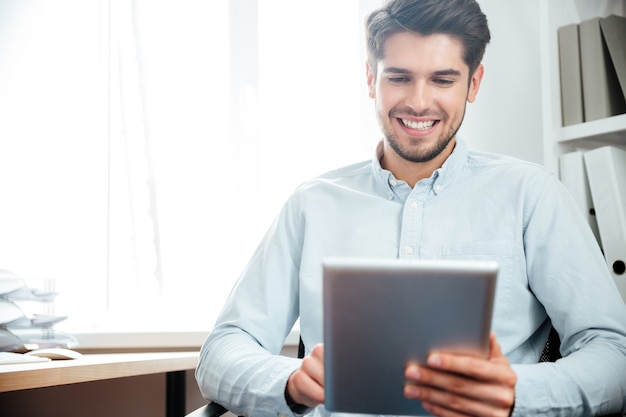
[195,192,307,417]
[512,172,626,416]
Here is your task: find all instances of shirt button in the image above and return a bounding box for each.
[403,246,414,255]
[389,179,398,186]
[434,184,443,192]
[409,201,418,209]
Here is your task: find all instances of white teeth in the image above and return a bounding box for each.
[401,118,435,130]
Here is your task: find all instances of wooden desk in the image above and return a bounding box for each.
[0,351,199,417]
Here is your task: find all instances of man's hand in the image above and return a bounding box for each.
[404,332,517,417]
[286,343,325,408]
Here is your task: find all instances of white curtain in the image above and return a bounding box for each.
[108,0,162,311]
[100,0,379,330]
[0,0,379,331]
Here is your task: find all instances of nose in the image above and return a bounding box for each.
[405,80,434,112]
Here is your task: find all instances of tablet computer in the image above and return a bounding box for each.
[323,257,498,416]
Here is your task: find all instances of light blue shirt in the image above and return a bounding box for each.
[196,139,626,417]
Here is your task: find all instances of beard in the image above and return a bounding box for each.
[380,107,465,163]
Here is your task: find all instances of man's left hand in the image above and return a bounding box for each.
[404,332,516,417]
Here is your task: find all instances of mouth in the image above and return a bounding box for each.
[400,118,436,130]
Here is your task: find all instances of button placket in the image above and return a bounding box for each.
[398,197,422,259]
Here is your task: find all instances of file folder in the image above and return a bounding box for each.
[558,23,584,126]
[584,146,626,302]
[600,15,626,101]
[559,150,601,246]
[579,17,626,121]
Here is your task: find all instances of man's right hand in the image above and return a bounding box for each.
[286,343,325,408]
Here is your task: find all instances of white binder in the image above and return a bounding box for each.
[558,23,584,126]
[559,150,602,246]
[584,146,626,302]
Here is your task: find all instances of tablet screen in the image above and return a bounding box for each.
[323,257,498,416]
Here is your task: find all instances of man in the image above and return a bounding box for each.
[196,0,626,416]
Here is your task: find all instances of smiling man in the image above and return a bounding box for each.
[368,31,482,186]
[196,1,626,416]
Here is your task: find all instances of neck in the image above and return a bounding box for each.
[380,139,456,188]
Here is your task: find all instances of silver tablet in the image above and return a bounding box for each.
[323,257,498,416]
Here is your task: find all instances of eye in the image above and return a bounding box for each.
[388,76,411,84]
[433,78,454,86]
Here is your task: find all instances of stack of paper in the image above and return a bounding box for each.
[0,269,76,352]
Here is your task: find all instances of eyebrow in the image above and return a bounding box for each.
[383,67,462,77]
[433,69,462,77]
[383,67,412,74]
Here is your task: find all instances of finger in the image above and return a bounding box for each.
[288,369,325,407]
[286,344,326,407]
[488,331,505,361]
[420,395,513,417]
[405,365,514,407]
[302,344,324,385]
[310,343,324,361]
[425,352,516,385]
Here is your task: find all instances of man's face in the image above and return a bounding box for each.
[366,32,483,164]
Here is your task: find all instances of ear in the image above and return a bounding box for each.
[467,64,484,103]
[366,61,376,98]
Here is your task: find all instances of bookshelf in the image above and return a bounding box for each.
[540,0,626,173]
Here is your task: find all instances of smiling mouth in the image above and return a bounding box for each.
[400,118,437,130]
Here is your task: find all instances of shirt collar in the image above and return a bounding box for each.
[370,137,469,197]
[434,137,468,193]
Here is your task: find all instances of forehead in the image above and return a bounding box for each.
[377,31,467,74]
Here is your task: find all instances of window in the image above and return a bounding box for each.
[0,0,380,332]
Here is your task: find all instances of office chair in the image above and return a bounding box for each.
[187,330,624,417]
[538,325,562,363]
[186,402,230,417]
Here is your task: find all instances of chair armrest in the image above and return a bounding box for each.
[186,402,229,417]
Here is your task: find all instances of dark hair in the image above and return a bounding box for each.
[366,0,490,78]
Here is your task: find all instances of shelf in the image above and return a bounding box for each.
[557,113,626,146]
[540,0,626,170]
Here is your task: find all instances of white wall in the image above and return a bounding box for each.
[458,0,544,164]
